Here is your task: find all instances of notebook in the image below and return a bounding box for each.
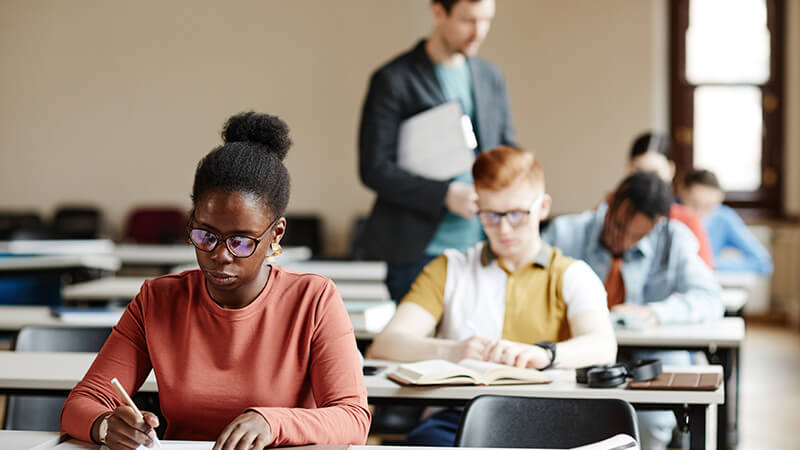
[387,359,550,386]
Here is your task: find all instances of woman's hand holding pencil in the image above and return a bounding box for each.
[89,378,161,449]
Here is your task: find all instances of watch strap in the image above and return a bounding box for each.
[535,340,557,370]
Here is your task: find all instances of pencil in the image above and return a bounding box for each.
[110,377,163,449]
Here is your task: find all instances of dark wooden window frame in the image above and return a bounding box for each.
[669,0,786,217]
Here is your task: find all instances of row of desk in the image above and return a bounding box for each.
[0,306,744,450]
[0,431,646,450]
[0,352,724,449]
[0,240,753,449]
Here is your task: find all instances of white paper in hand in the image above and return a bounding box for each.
[396,102,477,180]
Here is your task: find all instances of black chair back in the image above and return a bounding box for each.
[5,326,112,431]
[53,206,103,239]
[282,215,323,257]
[0,212,46,240]
[454,395,639,448]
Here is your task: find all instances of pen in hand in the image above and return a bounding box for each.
[110,378,163,449]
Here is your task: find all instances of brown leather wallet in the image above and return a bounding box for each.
[627,372,722,391]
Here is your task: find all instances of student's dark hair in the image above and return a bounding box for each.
[192,111,292,217]
[607,172,674,262]
[433,0,481,14]
[682,168,722,190]
[629,132,672,161]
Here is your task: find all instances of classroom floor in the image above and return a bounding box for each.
[737,321,800,450]
[1,323,798,448]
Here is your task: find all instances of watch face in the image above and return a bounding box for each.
[98,415,110,443]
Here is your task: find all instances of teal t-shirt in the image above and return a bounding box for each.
[425,62,483,256]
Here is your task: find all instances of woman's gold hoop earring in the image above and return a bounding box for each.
[270,242,283,257]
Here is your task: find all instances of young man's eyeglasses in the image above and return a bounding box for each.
[186,216,282,258]
[478,193,545,227]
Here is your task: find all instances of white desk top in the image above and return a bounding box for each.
[61,276,150,301]
[0,351,158,392]
[714,271,762,289]
[61,276,390,302]
[0,306,84,331]
[0,352,722,407]
[0,430,62,450]
[0,303,387,333]
[0,239,115,255]
[282,260,387,282]
[721,288,748,313]
[359,318,746,348]
[0,432,575,450]
[615,317,744,348]
[364,360,724,406]
[0,254,121,273]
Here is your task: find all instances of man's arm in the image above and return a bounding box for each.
[647,224,725,324]
[366,255,491,362]
[358,69,450,218]
[367,302,489,362]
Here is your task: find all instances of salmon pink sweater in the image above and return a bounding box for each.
[61,267,370,446]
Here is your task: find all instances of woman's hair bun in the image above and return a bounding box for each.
[221,111,292,161]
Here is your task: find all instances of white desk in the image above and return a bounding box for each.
[615,317,744,450]
[0,239,115,256]
[0,430,62,450]
[0,432,582,450]
[0,352,721,449]
[0,303,390,335]
[714,271,760,290]
[0,306,103,331]
[62,276,390,302]
[282,260,387,282]
[61,277,149,301]
[615,317,744,349]
[0,255,120,273]
[721,288,748,315]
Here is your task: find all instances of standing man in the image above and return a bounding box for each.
[359,0,516,302]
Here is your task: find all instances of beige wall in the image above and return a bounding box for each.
[1,0,792,256]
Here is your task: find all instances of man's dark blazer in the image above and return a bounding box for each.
[358,39,517,265]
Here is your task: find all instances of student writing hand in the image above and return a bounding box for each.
[92,405,159,450]
[611,304,658,327]
[214,411,271,450]
[485,339,551,369]
[451,335,493,362]
[445,182,479,219]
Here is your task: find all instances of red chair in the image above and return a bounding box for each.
[124,207,188,244]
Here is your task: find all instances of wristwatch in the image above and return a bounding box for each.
[535,341,557,370]
[97,413,111,445]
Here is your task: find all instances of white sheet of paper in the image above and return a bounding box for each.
[137,442,214,450]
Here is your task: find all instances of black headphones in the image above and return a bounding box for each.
[576,359,662,388]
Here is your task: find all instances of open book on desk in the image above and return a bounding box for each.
[387,358,550,386]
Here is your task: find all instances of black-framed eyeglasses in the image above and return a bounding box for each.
[478,193,545,227]
[186,215,282,258]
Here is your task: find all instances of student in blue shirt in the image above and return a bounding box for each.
[542,172,723,450]
[678,169,773,275]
